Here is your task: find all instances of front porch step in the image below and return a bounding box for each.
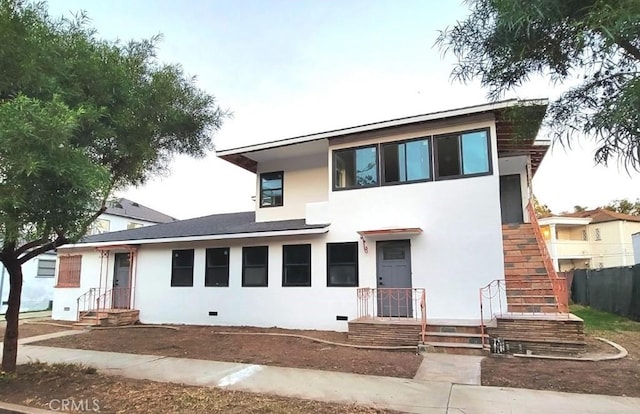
[422,342,489,356]
[76,309,140,327]
[424,331,486,345]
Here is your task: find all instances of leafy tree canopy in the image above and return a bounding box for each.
[0,0,225,372]
[532,194,552,218]
[601,198,640,215]
[437,0,640,170]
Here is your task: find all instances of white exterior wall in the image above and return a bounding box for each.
[588,221,640,268]
[53,116,519,327]
[633,233,640,265]
[6,212,160,315]
[51,249,102,320]
[255,153,328,222]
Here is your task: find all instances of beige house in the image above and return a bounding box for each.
[539,209,640,271]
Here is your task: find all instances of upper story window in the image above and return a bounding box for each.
[434,129,491,179]
[260,171,283,207]
[127,222,143,230]
[333,146,378,190]
[382,138,431,184]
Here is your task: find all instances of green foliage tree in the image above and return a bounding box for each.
[0,0,225,372]
[532,194,552,218]
[574,205,588,213]
[437,0,640,170]
[601,198,640,215]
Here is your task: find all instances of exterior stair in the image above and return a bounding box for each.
[502,223,560,313]
[74,309,140,328]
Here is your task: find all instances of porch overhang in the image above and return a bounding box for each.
[357,227,423,240]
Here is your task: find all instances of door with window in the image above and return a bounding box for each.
[376,240,412,317]
[112,253,131,309]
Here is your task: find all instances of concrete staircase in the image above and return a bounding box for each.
[502,223,560,313]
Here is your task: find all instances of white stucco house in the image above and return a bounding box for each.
[0,198,175,314]
[51,99,577,353]
[539,209,640,271]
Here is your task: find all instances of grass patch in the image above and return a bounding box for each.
[570,304,640,332]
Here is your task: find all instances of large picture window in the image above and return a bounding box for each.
[333,146,378,189]
[327,242,358,287]
[205,248,230,287]
[434,129,491,179]
[260,171,283,207]
[171,249,194,287]
[282,244,311,287]
[382,138,430,184]
[242,246,268,287]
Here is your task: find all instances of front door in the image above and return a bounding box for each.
[500,174,524,224]
[112,253,131,309]
[376,240,412,317]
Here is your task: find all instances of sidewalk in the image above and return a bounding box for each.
[5,331,640,414]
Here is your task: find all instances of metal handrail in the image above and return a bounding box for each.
[356,287,427,344]
[76,286,132,322]
[526,201,570,313]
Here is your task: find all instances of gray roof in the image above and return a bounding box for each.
[105,198,176,223]
[82,211,328,244]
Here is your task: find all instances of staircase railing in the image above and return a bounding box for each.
[526,201,569,313]
[356,287,427,344]
[76,287,132,322]
[76,287,106,321]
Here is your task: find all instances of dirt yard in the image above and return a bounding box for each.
[0,322,72,340]
[0,362,398,414]
[482,306,640,397]
[31,325,423,378]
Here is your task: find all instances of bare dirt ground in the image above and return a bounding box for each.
[31,325,423,378]
[0,362,399,414]
[482,331,640,397]
[0,322,72,340]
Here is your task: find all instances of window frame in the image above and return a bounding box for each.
[170,249,194,287]
[326,242,359,287]
[332,144,380,191]
[282,244,312,287]
[381,137,432,186]
[36,258,57,278]
[433,128,493,181]
[205,247,230,287]
[55,255,82,288]
[242,246,269,287]
[259,171,284,208]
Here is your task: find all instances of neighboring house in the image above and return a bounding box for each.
[51,99,577,354]
[0,198,175,314]
[538,209,640,271]
[633,233,640,265]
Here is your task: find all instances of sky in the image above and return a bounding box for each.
[47,0,639,219]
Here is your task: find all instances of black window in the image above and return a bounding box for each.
[282,244,311,287]
[260,172,283,207]
[171,249,194,287]
[382,138,431,184]
[434,129,491,180]
[327,242,359,287]
[242,246,268,287]
[333,146,378,189]
[205,248,229,287]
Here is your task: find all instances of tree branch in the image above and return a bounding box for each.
[15,238,49,257]
[18,237,66,265]
[616,38,640,61]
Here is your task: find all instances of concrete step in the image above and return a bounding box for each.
[423,341,489,356]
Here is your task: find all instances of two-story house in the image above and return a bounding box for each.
[1,198,175,314]
[539,209,640,271]
[51,99,582,354]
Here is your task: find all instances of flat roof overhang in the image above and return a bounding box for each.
[218,99,550,174]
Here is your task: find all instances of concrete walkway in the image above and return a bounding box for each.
[4,331,640,414]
